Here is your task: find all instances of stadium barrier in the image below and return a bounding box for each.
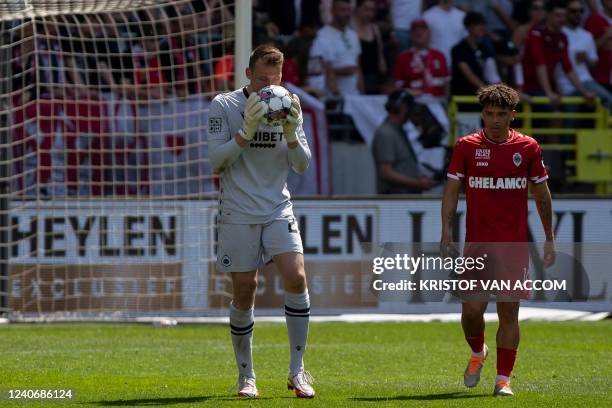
[7,197,612,319]
[449,96,612,194]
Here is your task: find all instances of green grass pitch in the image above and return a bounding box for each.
[0,320,610,407]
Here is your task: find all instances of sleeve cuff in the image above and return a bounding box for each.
[447,172,464,180]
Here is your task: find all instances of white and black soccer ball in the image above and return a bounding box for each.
[257,85,292,127]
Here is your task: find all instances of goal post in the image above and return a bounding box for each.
[0,0,251,320]
[1,20,12,313]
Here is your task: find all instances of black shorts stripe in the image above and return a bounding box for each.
[285,312,310,318]
[231,328,254,336]
[285,305,310,314]
[230,321,254,332]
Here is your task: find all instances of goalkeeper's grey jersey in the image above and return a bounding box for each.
[208,87,311,224]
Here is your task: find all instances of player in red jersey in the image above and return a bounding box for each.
[440,84,556,397]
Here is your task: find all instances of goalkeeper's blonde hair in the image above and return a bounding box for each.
[249,44,284,69]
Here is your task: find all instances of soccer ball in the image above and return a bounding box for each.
[257,85,292,127]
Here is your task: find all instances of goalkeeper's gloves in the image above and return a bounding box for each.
[283,94,301,144]
[239,92,267,141]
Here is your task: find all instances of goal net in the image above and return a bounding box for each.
[0,0,238,320]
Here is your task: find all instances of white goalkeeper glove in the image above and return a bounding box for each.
[283,94,301,144]
[239,92,267,141]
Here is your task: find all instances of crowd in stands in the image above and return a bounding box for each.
[10,1,234,104]
[11,0,610,105]
[6,0,612,197]
[255,0,611,108]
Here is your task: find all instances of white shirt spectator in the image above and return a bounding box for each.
[391,0,423,30]
[310,24,362,96]
[423,5,466,69]
[557,25,598,95]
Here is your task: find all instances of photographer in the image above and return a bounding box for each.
[372,90,436,194]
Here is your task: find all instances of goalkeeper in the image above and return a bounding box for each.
[208,44,314,399]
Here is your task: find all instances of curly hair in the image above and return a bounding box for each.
[476,84,520,110]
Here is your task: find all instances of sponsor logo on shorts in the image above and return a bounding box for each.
[221,255,232,267]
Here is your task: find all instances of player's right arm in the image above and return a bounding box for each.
[208,93,266,173]
[440,138,466,256]
[440,178,462,256]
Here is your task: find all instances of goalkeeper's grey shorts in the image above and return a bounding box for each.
[215,215,303,272]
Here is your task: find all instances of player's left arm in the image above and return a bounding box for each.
[529,140,555,266]
[283,94,311,174]
[531,180,556,267]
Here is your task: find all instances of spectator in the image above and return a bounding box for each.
[390,0,425,51]
[494,38,524,89]
[257,0,322,39]
[393,19,449,102]
[585,0,612,91]
[451,12,501,96]
[69,14,123,99]
[513,0,535,25]
[455,0,517,40]
[35,16,75,99]
[309,0,363,96]
[191,0,233,94]
[522,0,596,107]
[285,23,320,92]
[132,23,168,101]
[372,90,436,194]
[352,0,387,94]
[558,0,612,109]
[423,0,466,69]
[11,19,36,104]
[513,0,547,50]
[97,13,138,99]
[160,3,203,97]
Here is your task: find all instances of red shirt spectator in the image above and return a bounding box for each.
[282,57,301,86]
[393,19,449,98]
[522,23,573,93]
[585,11,612,87]
[63,98,110,196]
[135,53,165,87]
[394,48,449,97]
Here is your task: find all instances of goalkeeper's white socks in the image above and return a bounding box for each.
[285,290,311,375]
[229,303,255,379]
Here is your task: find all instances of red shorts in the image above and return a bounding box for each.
[456,242,530,301]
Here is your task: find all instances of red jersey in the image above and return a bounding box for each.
[393,47,449,97]
[585,13,612,86]
[447,129,548,242]
[135,54,166,87]
[63,99,110,196]
[522,23,572,93]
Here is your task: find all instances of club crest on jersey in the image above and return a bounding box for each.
[475,148,491,160]
[513,152,522,167]
[221,255,232,267]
